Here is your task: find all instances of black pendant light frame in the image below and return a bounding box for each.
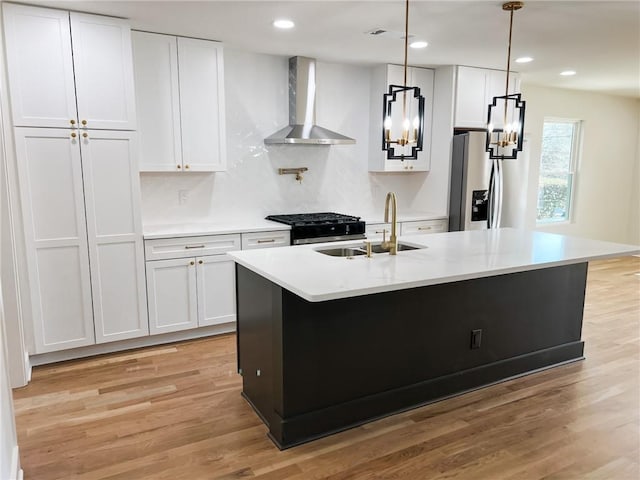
[381,0,426,161]
[486,93,526,160]
[486,1,526,160]
[382,84,425,160]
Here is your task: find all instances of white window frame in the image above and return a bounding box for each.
[536,117,582,225]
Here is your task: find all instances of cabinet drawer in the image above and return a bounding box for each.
[241,230,290,250]
[365,223,392,240]
[401,219,448,236]
[144,234,241,260]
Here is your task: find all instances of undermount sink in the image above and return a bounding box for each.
[368,243,421,254]
[315,242,424,257]
[316,247,367,257]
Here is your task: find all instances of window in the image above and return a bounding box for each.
[536,119,581,223]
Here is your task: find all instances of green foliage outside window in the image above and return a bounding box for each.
[537,121,578,223]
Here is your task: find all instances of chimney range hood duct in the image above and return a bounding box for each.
[264,56,355,145]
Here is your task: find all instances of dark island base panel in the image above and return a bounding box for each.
[236,263,588,450]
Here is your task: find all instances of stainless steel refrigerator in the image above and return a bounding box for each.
[448,131,528,231]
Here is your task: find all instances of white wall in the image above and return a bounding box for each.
[522,84,640,244]
[0,287,21,480]
[140,49,451,225]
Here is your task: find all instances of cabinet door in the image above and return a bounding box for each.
[365,223,392,241]
[178,37,226,171]
[2,4,77,128]
[70,12,137,130]
[369,64,433,172]
[400,219,448,236]
[13,128,95,353]
[486,70,520,100]
[409,67,434,172]
[196,255,236,327]
[80,131,148,343]
[132,31,183,172]
[454,66,488,128]
[241,231,290,250]
[146,258,198,334]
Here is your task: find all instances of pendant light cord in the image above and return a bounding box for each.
[505,6,514,97]
[404,0,409,88]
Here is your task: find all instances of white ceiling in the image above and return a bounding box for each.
[18,0,640,97]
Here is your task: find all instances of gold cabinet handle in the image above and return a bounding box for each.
[70,119,76,125]
[418,226,433,231]
[257,239,276,244]
[70,132,77,138]
[189,260,195,266]
[177,164,182,170]
[184,164,190,170]
[82,132,88,138]
[81,120,87,126]
[198,260,203,265]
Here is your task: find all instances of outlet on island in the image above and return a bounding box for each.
[470,329,482,349]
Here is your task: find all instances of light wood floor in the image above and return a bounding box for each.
[13,257,640,480]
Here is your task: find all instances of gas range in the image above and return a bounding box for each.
[265,212,366,245]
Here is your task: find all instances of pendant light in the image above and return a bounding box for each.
[486,1,526,160]
[382,0,425,161]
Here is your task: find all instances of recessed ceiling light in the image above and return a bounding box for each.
[560,70,577,76]
[515,56,533,63]
[410,41,428,49]
[273,19,294,29]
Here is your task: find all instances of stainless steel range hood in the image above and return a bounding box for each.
[264,56,355,145]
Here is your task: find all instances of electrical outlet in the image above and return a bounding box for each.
[470,329,482,349]
[178,190,189,205]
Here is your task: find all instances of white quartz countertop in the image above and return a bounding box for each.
[228,228,640,302]
[143,219,291,239]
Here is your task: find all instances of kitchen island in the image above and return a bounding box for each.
[228,229,639,449]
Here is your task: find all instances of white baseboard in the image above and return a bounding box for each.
[29,323,235,366]
[10,445,22,480]
[23,351,31,383]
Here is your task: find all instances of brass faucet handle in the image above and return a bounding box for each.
[364,241,372,258]
[381,229,387,244]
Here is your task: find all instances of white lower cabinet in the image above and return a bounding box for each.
[144,230,288,335]
[144,234,241,334]
[197,255,236,327]
[366,219,448,240]
[14,128,147,353]
[146,258,198,334]
[365,223,392,241]
[401,219,448,236]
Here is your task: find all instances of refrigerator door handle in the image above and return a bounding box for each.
[488,161,495,229]
[487,158,503,229]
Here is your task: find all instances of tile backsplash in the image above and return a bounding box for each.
[140,49,449,225]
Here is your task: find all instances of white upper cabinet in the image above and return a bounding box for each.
[369,64,434,173]
[2,4,77,128]
[2,3,136,130]
[132,31,226,172]
[131,31,182,171]
[178,37,226,172]
[454,66,520,129]
[70,13,137,130]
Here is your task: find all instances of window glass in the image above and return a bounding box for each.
[536,120,580,223]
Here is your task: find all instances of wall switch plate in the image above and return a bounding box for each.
[471,329,482,349]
